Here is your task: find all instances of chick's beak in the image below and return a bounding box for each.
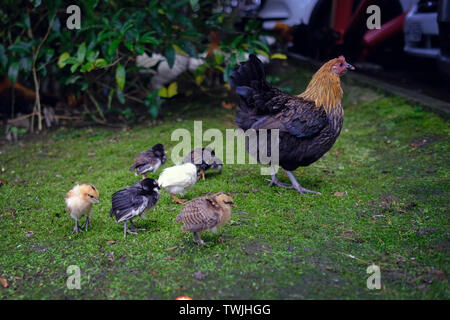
[231,202,237,207]
[93,198,100,203]
[346,63,355,70]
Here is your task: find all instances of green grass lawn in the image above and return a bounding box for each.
[0,60,449,299]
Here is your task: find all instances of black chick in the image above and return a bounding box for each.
[110,178,160,238]
[183,147,223,180]
[130,143,166,179]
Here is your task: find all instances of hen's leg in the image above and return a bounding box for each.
[268,166,292,188]
[285,170,321,195]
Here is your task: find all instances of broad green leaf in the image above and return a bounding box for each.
[70,62,80,73]
[19,57,32,72]
[255,49,269,57]
[140,35,159,45]
[173,44,187,56]
[158,87,168,98]
[76,43,86,63]
[80,61,94,72]
[190,0,199,9]
[270,53,287,60]
[0,44,8,68]
[195,74,204,85]
[158,82,177,98]
[167,81,178,97]
[86,51,99,62]
[64,75,81,85]
[115,64,126,90]
[165,45,175,69]
[180,41,197,58]
[8,62,19,83]
[116,89,125,104]
[108,38,120,58]
[57,52,70,69]
[148,103,159,118]
[94,58,107,68]
[124,41,134,52]
[51,17,60,34]
[134,44,145,55]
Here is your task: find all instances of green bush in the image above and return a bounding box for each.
[0,0,277,126]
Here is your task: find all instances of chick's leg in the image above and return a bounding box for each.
[193,232,205,245]
[129,219,145,231]
[285,170,321,195]
[73,219,83,233]
[171,193,187,204]
[123,221,137,239]
[81,216,90,232]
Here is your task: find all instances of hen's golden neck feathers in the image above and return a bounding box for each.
[298,58,344,114]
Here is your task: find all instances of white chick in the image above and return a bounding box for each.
[157,163,197,204]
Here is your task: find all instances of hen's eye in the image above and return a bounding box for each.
[339,62,343,67]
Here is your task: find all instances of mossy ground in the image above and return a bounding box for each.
[0,60,448,299]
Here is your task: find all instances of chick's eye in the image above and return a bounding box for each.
[88,194,93,198]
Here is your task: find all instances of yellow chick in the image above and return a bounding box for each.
[65,184,99,233]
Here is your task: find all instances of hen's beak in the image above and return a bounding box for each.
[346,63,355,70]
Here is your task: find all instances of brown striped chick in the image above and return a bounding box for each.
[176,193,235,245]
[65,184,99,233]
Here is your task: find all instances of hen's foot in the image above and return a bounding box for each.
[293,185,321,195]
[285,170,321,195]
[267,175,293,189]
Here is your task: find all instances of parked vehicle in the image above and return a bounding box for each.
[404,0,440,59]
[253,0,419,61]
[437,0,450,77]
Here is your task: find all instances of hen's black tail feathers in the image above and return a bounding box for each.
[229,54,266,96]
[230,54,267,130]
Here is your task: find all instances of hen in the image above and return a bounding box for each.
[129,143,166,179]
[110,178,160,238]
[230,54,354,194]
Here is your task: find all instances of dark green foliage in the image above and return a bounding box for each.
[0,0,269,121]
